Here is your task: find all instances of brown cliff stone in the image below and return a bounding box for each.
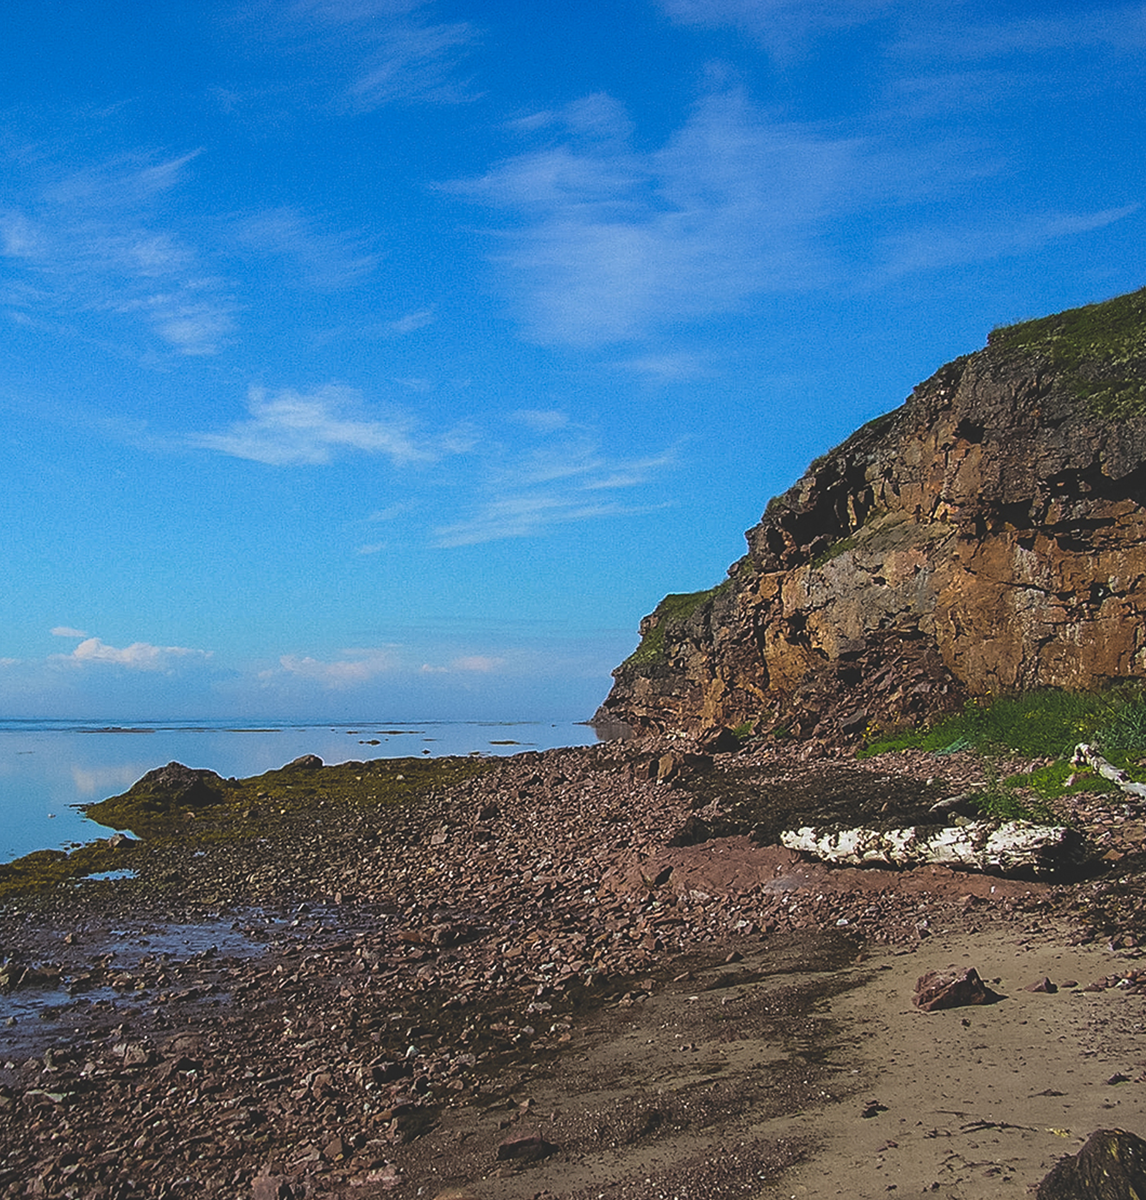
[597,288,1146,739]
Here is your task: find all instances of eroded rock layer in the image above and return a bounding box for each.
[597,289,1146,738]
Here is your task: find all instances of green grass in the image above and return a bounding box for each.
[862,686,1146,761]
[968,767,1061,824]
[622,584,728,669]
[988,287,1146,418]
[860,685,1146,818]
[810,533,859,569]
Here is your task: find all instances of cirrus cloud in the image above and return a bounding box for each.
[190,384,435,466]
[446,88,861,346]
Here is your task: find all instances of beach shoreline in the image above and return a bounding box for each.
[2,738,1144,1198]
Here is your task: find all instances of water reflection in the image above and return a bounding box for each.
[0,719,596,863]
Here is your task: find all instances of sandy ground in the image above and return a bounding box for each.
[6,741,1146,1198]
[330,913,1146,1200]
[763,922,1146,1199]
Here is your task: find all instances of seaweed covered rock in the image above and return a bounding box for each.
[80,761,235,838]
[598,288,1146,739]
[1037,1128,1146,1199]
[128,762,230,808]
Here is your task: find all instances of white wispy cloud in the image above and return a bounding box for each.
[230,207,380,289]
[450,655,504,672]
[658,1,1146,62]
[367,500,420,522]
[54,637,211,672]
[51,626,89,639]
[433,434,677,547]
[656,0,895,55]
[612,353,708,382]
[384,308,435,335]
[277,647,397,687]
[434,493,669,547]
[326,408,682,547]
[450,48,1143,349]
[0,148,236,356]
[276,0,478,110]
[190,384,434,466]
[510,409,570,433]
[882,206,1140,275]
[419,654,504,674]
[446,88,860,345]
[895,5,1146,60]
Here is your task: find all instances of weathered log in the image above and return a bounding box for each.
[1072,743,1146,800]
[780,819,1079,876]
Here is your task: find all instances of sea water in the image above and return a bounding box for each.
[0,718,597,864]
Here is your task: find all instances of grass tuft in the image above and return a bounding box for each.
[861,685,1146,814]
[988,287,1146,418]
[622,584,729,669]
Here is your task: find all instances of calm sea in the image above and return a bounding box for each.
[0,718,598,864]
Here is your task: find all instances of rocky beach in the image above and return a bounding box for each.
[4,734,1146,1199]
[7,288,1146,1199]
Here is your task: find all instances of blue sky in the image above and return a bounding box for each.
[2,0,1144,721]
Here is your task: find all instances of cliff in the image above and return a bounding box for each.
[597,288,1146,741]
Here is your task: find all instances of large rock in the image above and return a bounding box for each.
[127,762,228,807]
[1037,1128,1146,1199]
[913,966,997,1011]
[596,289,1146,737]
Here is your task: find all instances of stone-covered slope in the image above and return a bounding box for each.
[597,288,1146,740]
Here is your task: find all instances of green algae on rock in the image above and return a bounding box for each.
[0,754,492,903]
[0,839,140,902]
[82,754,492,841]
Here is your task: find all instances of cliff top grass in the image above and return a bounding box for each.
[988,286,1146,417]
[622,584,729,669]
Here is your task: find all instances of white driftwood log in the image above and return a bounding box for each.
[1072,743,1146,799]
[780,820,1073,876]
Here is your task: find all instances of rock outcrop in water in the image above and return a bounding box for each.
[597,288,1146,739]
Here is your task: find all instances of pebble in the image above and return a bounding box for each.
[0,736,1142,1198]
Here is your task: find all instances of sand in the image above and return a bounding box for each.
[350,913,1146,1200]
[764,921,1146,1199]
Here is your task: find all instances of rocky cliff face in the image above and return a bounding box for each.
[597,288,1146,741]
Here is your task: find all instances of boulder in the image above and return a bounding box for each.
[1037,1128,1146,1199]
[128,762,227,807]
[652,751,713,783]
[284,754,323,771]
[913,966,998,1011]
[495,1132,558,1162]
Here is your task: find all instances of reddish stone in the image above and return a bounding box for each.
[495,1133,558,1162]
[252,1175,294,1200]
[913,966,996,1011]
